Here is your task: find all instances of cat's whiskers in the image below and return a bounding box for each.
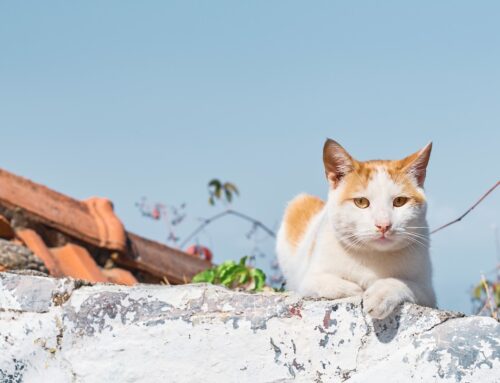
[401,231,429,240]
[400,230,430,241]
[343,236,367,252]
[395,226,429,237]
[404,226,430,229]
[400,233,428,248]
[401,237,426,249]
[338,231,374,251]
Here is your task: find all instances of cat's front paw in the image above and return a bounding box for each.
[363,279,412,319]
[320,281,364,300]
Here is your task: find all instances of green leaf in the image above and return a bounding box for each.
[249,268,266,291]
[238,270,250,284]
[219,264,240,286]
[215,261,236,280]
[224,182,239,196]
[192,269,216,284]
[473,284,483,299]
[190,253,267,292]
[239,256,248,266]
[208,179,222,190]
[216,260,237,273]
[214,186,222,199]
[224,189,232,203]
[208,179,223,202]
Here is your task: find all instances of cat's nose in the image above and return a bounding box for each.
[375,223,392,234]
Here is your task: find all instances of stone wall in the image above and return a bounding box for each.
[0,272,498,382]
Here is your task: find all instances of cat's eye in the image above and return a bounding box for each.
[353,197,370,209]
[393,196,409,207]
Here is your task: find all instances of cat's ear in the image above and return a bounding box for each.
[323,139,355,188]
[400,142,432,187]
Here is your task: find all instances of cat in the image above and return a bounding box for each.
[276,139,436,319]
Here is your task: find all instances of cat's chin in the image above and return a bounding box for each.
[365,236,409,252]
[338,236,407,253]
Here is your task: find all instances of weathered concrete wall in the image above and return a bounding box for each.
[0,272,498,383]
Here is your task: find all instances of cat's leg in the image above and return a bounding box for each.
[298,273,363,299]
[363,278,436,319]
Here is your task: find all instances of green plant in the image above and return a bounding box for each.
[191,256,266,292]
[138,178,282,288]
[208,179,239,206]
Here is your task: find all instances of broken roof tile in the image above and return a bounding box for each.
[102,268,138,286]
[51,243,108,283]
[16,229,63,277]
[0,169,126,252]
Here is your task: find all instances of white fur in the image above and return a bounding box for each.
[276,167,436,319]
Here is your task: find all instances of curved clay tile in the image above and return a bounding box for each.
[0,169,126,252]
[51,243,109,283]
[16,229,64,277]
[102,268,138,286]
[84,197,126,253]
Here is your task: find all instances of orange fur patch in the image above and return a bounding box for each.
[339,160,425,204]
[284,194,325,249]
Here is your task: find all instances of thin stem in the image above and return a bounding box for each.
[481,275,497,319]
[227,210,276,238]
[431,181,499,235]
[179,209,276,249]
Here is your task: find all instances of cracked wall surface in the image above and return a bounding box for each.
[0,272,498,382]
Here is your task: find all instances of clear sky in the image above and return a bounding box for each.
[1,1,498,313]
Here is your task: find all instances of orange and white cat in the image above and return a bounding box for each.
[276,139,436,319]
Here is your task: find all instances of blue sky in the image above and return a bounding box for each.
[0,1,498,313]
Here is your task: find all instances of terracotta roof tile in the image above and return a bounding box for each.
[85,197,126,251]
[116,233,211,284]
[0,215,15,240]
[0,169,126,252]
[102,268,138,286]
[0,167,212,284]
[16,229,64,277]
[51,243,108,283]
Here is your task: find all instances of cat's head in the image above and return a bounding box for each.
[323,139,432,252]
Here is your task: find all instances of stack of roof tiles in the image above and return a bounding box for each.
[0,168,211,285]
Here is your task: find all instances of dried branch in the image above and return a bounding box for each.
[431,180,499,235]
[180,209,276,249]
[480,275,498,319]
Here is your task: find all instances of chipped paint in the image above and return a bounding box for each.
[0,272,499,382]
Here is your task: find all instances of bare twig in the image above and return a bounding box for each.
[480,275,497,319]
[431,181,499,235]
[179,209,276,249]
[227,210,276,238]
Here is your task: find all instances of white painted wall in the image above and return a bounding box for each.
[0,272,498,382]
